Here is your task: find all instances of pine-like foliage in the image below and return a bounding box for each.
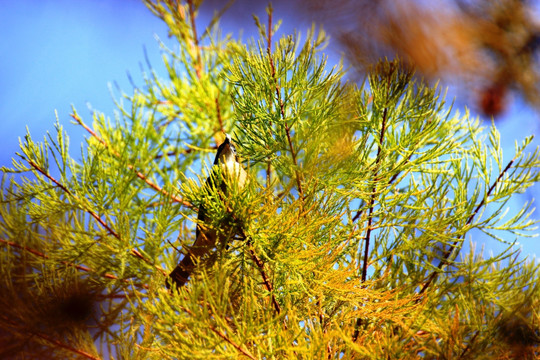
[1,1,540,359]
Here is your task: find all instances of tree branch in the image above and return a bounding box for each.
[208,323,257,360]
[238,225,282,316]
[0,237,119,281]
[33,331,102,360]
[362,107,388,283]
[247,244,281,315]
[25,157,166,277]
[459,330,479,359]
[178,303,257,359]
[266,11,304,199]
[215,96,224,133]
[187,0,202,79]
[418,158,515,296]
[154,148,194,160]
[72,113,192,208]
[353,107,388,342]
[1,315,101,360]
[26,158,119,238]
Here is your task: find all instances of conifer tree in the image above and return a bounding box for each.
[1,1,539,358]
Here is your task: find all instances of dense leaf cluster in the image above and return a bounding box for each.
[1,1,539,358]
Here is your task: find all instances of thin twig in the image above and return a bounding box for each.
[25,157,166,276]
[459,330,479,359]
[362,107,388,282]
[154,148,193,160]
[0,237,120,280]
[215,97,224,133]
[26,158,119,238]
[418,158,515,296]
[0,238,149,291]
[265,10,274,190]
[130,249,167,276]
[388,152,414,185]
[350,123,414,223]
[266,161,272,189]
[265,11,304,198]
[352,67,395,341]
[231,204,281,315]
[353,107,388,342]
[467,159,515,227]
[1,315,102,360]
[178,304,256,359]
[267,7,273,53]
[248,245,281,315]
[34,331,102,360]
[238,225,281,316]
[284,123,304,198]
[351,208,364,223]
[72,113,192,208]
[208,323,257,360]
[187,0,202,79]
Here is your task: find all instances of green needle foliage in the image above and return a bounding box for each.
[1,1,540,358]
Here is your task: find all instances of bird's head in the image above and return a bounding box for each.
[214,134,237,165]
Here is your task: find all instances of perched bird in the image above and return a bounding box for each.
[168,135,247,289]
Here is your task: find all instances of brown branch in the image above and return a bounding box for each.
[0,237,117,280]
[154,148,194,160]
[418,158,515,296]
[237,223,281,316]
[26,158,119,238]
[265,10,274,190]
[72,113,192,208]
[25,156,165,276]
[459,330,480,359]
[131,249,167,276]
[208,323,257,360]
[247,245,281,315]
[34,331,102,360]
[265,11,304,199]
[353,107,388,342]
[362,107,388,283]
[33,329,101,360]
[215,97,224,133]
[0,238,154,290]
[187,0,202,79]
[266,11,275,189]
[388,151,414,185]
[1,314,102,360]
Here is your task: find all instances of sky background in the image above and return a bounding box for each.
[1,0,538,261]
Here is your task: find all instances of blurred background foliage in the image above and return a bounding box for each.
[203,0,540,119]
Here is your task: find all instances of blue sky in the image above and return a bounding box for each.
[0,0,171,166]
[1,0,538,261]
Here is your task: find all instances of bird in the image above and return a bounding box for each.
[168,134,248,289]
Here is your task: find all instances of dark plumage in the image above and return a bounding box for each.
[168,135,247,289]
